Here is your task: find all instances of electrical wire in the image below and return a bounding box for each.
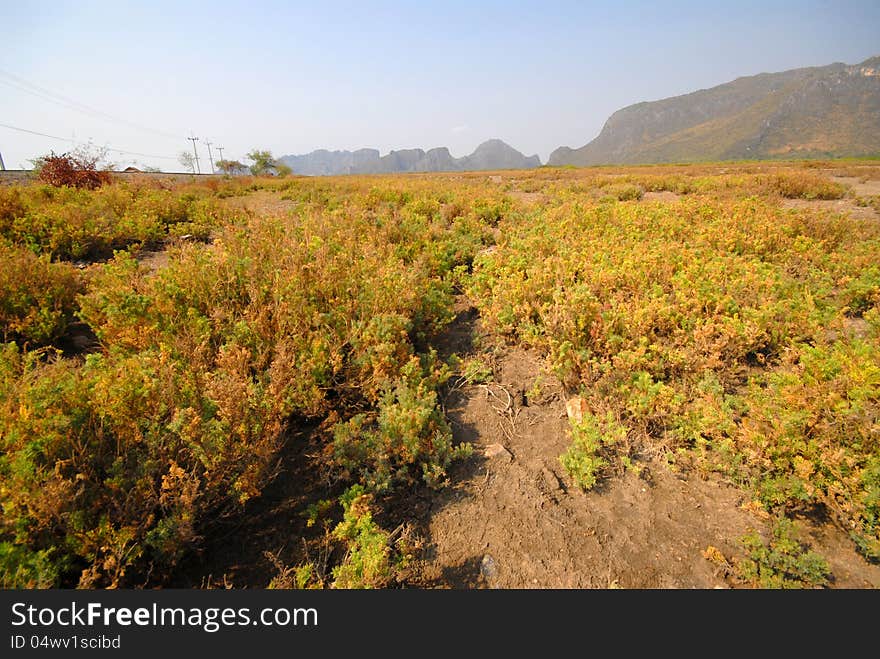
[0,121,179,160]
[0,69,185,141]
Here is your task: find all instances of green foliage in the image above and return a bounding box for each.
[331,486,392,589]
[459,356,493,385]
[0,174,488,587]
[0,244,82,345]
[842,266,880,314]
[1,161,878,588]
[333,354,471,492]
[246,149,279,177]
[265,553,323,589]
[0,188,26,226]
[600,182,644,201]
[0,183,224,260]
[0,542,63,588]
[267,563,320,589]
[852,455,880,562]
[560,411,627,490]
[469,165,880,551]
[736,340,880,551]
[735,518,831,588]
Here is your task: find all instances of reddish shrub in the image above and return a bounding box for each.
[37,152,112,190]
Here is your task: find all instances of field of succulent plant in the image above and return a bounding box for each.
[1,160,877,587]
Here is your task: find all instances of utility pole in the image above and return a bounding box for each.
[204,140,216,174]
[0,151,5,171]
[186,135,201,174]
[215,146,225,165]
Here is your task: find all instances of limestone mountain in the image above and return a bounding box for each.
[550,56,880,166]
[461,139,542,170]
[279,139,541,175]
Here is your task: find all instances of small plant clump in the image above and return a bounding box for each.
[330,486,394,589]
[0,244,82,345]
[735,519,831,589]
[561,411,627,490]
[769,171,848,200]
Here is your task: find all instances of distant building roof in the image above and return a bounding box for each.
[123,166,142,172]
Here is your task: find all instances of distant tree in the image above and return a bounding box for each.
[217,159,246,175]
[245,149,292,177]
[178,151,196,174]
[246,149,276,176]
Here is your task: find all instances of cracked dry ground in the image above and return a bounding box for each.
[402,304,880,589]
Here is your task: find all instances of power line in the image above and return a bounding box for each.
[0,121,179,160]
[0,69,185,141]
[0,122,69,142]
[0,69,184,141]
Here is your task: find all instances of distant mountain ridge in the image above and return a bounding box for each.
[550,56,880,166]
[280,139,541,175]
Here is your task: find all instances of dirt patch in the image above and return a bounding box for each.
[794,509,880,588]
[135,249,170,274]
[781,197,878,221]
[643,191,681,202]
[223,190,300,215]
[403,306,880,588]
[827,316,871,343]
[410,348,753,588]
[508,190,547,207]
[829,176,880,197]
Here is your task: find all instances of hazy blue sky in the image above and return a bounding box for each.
[2,1,878,170]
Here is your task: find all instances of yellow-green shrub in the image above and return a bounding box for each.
[769,172,847,200]
[1,176,487,586]
[469,184,880,550]
[0,243,82,345]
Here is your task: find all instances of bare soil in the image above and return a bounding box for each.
[223,190,300,215]
[830,176,880,197]
[508,190,547,207]
[400,304,880,589]
[412,350,754,588]
[643,191,681,202]
[134,249,170,273]
[781,197,878,221]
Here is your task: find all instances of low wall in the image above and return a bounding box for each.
[0,170,225,186]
